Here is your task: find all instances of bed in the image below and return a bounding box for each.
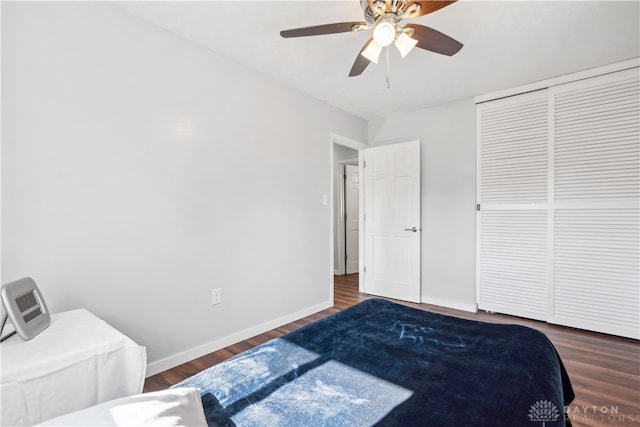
[174,298,574,426]
[39,298,574,426]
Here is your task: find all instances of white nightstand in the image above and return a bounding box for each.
[1,309,147,426]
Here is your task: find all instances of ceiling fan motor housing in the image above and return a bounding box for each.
[360,0,379,24]
[361,0,423,24]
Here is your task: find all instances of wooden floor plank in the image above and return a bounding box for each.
[144,275,639,427]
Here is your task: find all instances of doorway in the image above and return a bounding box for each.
[333,144,359,275]
[343,164,359,274]
[330,133,367,303]
[330,135,422,306]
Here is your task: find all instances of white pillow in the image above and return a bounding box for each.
[37,387,208,426]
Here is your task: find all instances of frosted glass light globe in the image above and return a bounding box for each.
[373,21,395,47]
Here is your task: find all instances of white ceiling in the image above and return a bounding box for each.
[118,1,640,120]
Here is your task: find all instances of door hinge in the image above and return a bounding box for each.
[476,203,481,211]
[363,160,366,168]
[345,254,348,261]
[364,266,366,273]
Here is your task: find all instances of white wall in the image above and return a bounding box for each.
[368,99,476,311]
[1,2,366,370]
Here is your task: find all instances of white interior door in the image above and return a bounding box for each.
[345,164,359,274]
[363,141,421,303]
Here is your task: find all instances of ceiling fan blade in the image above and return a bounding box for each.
[349,39,374,77]
[411,1,457,17]
[280,22,366,38]
[404,24,463,56]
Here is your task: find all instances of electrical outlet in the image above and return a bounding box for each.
[212,288,222,305]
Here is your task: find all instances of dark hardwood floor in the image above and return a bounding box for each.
[145,274,639,427]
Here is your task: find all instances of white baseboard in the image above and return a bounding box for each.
[421,296,478,313]
[146,300,333,377]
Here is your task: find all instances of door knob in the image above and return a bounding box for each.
[404,227,418,232]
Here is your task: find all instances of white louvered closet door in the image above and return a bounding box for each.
[477,67,640,339]
[476,90,550,321]
[550,69,639,339]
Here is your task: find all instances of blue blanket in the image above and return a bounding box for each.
[175,298,574,426]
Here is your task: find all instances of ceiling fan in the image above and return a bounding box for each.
[280,0,463,77]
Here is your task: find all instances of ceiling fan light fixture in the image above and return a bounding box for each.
[279,0,463,78]
[395,31,418,58]
[372,20,395,47]
[361,39,383,63]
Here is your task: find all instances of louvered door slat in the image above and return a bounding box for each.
[479,92,548,205]
[550,68,640,339]
[479,210,548,320]
[554,70,640,201]
[553,208,639,338]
